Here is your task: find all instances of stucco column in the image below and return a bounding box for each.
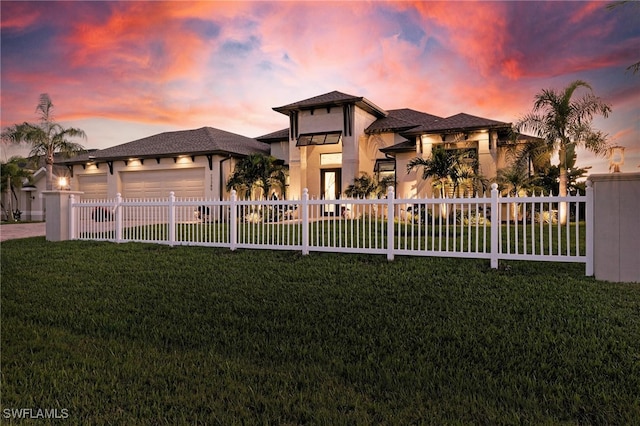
[590,172,640,283]
[42,190,84,242]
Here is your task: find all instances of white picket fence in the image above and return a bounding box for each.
[70,183,593,274]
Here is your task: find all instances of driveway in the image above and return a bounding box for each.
[0,222,46,242]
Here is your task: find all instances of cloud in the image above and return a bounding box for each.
[1,0,637,173]
[0,3,42,31]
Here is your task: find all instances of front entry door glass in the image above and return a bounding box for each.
[321,169,341,216]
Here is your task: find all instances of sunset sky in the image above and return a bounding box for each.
[1,1,638,174]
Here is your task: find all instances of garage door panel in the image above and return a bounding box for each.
[78,174,108,199]
[121,169,205,199]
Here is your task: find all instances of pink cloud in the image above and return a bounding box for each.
[1,0,637,174]
[569,1,604,24]
[63,2,211,81]
[0,2,42,30]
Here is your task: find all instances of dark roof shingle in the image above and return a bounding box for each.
[405,113,509,135]
[366,108,443,134]
[273,90,387,118]
[59,127,269,164]
[256,128,289,142]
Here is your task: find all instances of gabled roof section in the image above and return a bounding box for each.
[59,127,270,164]
[256,128,289,143]
[273,90,387,118]
[366,108,444,134]
[379,139,415,154]
[405,113,510,135]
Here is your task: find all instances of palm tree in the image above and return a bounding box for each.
[226,153,286,200]
[376,175,396,198]
[1,157,34,221]
[345,172,377,198]
[407,147,479,198]
[515,80,611,223]
[496,162,539,223]
[1,94,86,190]
[407,147,481,218]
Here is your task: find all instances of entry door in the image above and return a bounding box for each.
[321,169,341,216]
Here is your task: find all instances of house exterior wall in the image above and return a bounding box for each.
[287,105,378,199]
[270,141,289,164]
[348,107,379,191]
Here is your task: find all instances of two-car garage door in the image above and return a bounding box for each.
[121,169,205,199]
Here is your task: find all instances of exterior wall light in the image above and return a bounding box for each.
[58,177,69,190]
[608,145,625,173]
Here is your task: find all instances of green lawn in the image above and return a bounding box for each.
[84,220,587,258]
[2,238,638,424]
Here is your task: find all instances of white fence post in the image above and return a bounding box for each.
[115,193,123,243]
[301,188,309,255]
[168,192,176,246]
[69,194,76,240]
[386,186,395,261]
[490,183,499,269]
[230,190,237,251]
[585,180,594,276]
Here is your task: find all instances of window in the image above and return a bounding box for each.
[374,159,396,188]
[296,131,342,147]
[320,153,342,166]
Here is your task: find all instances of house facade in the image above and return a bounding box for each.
[260,91,514,199]
[58,90,527,202]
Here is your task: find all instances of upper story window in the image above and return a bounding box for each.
[296,131,342,147]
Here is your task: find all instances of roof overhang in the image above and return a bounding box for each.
[274,97,387,118]
[57,150,258,166]
[401,123,510,138]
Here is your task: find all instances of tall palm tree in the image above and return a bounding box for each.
[515,80,611,223]
[1,94,86,190]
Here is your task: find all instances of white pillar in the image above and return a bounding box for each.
[590,172,640,283]
[42,190,84,241]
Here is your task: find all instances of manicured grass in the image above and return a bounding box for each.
[83,220,587,258]
[2,238,639,424]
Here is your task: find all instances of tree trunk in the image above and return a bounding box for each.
[558,146,568,225]
[46,161,54,191]
[6,175,15,222]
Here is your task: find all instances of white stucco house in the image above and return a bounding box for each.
[59,90,532,201]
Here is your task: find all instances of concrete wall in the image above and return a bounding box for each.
[590,172,640,283]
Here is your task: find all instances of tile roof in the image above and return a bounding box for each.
[379,139,415,153]
[405,113,509,134]
[273,90,387,117]
[59,127,269,164]
[366,108,444,134]
[256,128,289,142]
